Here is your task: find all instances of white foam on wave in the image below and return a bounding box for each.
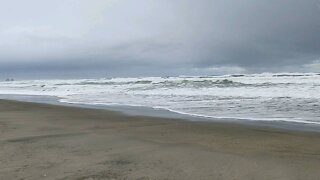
[0,73,319,125]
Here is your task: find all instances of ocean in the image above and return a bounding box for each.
[0,73,319,124]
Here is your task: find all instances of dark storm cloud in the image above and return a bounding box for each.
[181,0,320,69]
[0,0,320,78]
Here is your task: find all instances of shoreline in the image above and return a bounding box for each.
[1,94,320,133]
[1,99,320,179]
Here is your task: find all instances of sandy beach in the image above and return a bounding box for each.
[1,99,320,180]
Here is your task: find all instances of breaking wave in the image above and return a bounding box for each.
[0,72,319,125]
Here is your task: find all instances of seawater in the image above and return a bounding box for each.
[0,73,319,124]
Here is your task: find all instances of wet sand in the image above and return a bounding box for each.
[0,99,320,180]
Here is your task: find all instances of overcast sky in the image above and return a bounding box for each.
[1,0,320,79]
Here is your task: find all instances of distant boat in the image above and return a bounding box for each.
[5,78,14,82]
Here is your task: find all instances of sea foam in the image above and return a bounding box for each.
[0,73,319,124]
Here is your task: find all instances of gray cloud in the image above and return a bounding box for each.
[0,0,320,79]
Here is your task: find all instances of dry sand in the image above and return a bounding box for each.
[0,99,320,180]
